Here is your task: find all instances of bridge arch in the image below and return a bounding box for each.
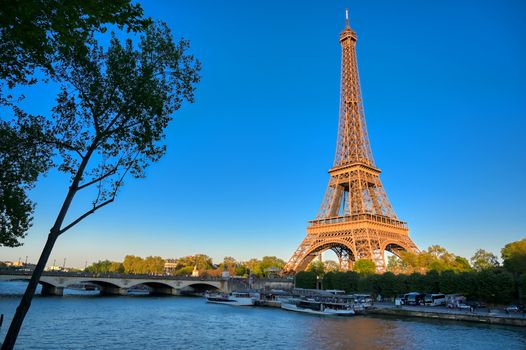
[128,281,177,295]
[78,280,125,295]
[181,282,220,295]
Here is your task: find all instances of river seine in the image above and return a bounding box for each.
[0,282,525,349]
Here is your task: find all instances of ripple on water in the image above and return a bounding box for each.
[1,282,525,350]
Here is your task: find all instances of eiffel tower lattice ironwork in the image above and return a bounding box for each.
[284,10,418,273]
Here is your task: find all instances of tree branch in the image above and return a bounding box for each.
[36,138,85,159]
[77,167,118,190]
[100,110,124,136]
[69,75,102,136]
[110,151,140,198]
[107,120,142,135]
[58,198,114,235]
[59,151,140,235]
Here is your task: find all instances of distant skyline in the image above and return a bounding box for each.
[1,0,525,268]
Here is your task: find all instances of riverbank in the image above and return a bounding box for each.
[368,304,526,327]
[256,300,526,327]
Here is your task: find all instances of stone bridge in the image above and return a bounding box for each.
[0,271,293,296]
[0,271,241,296]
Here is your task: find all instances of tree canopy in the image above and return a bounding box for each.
[0,0,150,88]
[501,238,526,274]
[387,245,473,274]
[0,115,53,246]
[306,260,325,276]
[470,249,499,271]
[0,0,152,248]
[85,260,124,274]
[353,259,376,274]
[122,255,164,275]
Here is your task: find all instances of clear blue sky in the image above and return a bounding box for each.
[1,0,525,268]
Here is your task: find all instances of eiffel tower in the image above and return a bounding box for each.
[284,10,418,273]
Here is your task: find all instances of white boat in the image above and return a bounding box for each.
[281,298,356,316]
[206,291,259,306]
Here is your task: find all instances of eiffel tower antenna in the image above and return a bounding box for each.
[284,11,419,274]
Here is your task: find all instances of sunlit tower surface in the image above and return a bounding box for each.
[284,10,419,273]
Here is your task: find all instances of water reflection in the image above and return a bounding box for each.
[297,315,407,350]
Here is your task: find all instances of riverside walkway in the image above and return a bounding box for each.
[369,302,526,327]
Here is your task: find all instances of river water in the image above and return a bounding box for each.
[0,282,525,349]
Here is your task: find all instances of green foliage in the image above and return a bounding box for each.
[323,271,336,289]
[173,254,213,272]
[243,258,262,276]
[295,271,317,289]
[85,260,113,273]
[0,0,150,88]
[122,255,164,274]
[323,260,340,272]
[0,1,151,247]
[306,260,325,276]
[1,21,200,247]
[222,256,237,269]
[387,245,473,274]
[174,266,194,276]
[305,269,516,304]
[109,262,125,273]
[501,238,526,274]
[387,254,404,272]
[0,118,53,247]
[470,249,499,271]
[242,256,285,277]
[353,259,376,274]
[519,274,526,304]
[235,265,248,276]
[193,254,213,271]
[452,256,472,272]
[47,22,200,199]
[84,260,123,273]
[216,256,239,276]
[260,256,286,275]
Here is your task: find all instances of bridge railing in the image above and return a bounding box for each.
[0,269,228,281]
[0,269,294,283]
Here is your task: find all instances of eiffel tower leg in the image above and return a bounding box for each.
[332,246,352,271]
[341,249,351,271]
[370,237,385,273]
[329,185,344,217]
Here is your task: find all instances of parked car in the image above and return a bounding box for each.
[505,305,519,314]
[446,294,466,309]
[468,301,486,308]
[458,303,471,310]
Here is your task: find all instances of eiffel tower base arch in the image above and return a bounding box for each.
[286,220,419,273]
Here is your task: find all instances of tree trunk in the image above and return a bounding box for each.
[1,143,96,349]
[1,230,58,350]
[515,272,522,303]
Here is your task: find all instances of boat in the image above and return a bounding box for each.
[281,298,356,316]
[206,291,260,306]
